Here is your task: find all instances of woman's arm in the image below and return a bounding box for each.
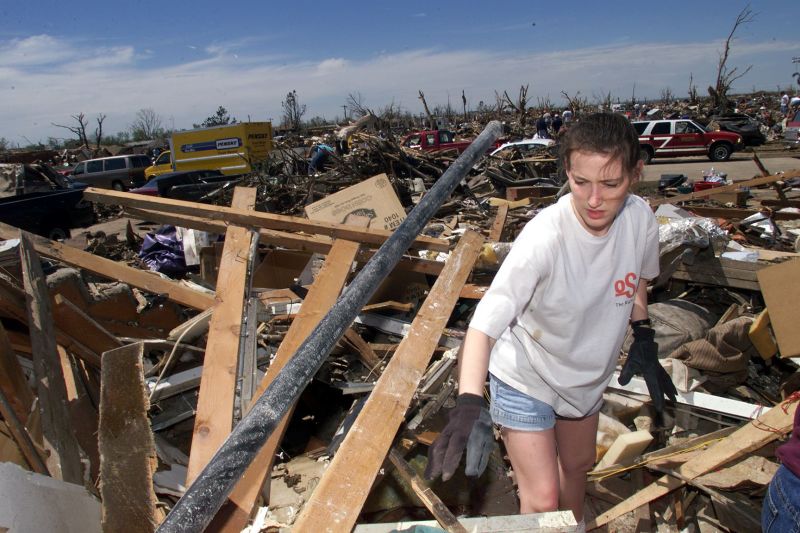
[458,327,496,396]
[630,276,650,322]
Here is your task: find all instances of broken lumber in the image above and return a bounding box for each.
[210,236,362,532]
[19,232,83,484]
[0,221,214,310]
[0,386,48,474]
[588,397,798,529]
[52,294,123,356]
[293,230,483,532]
[85,188,450,252]
[99,342,162,533]
[0,321,35,425]
[649,169,800,206]
[187,187,257,484]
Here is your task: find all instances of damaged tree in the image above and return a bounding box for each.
[708,4,755,112]
[52,113,91,149]
[281,90,306,132]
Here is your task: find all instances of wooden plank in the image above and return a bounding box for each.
[19,231,83,484]
[649,169,800,206]
[293,230,484,533]
[488,204,508,242]
[187,187,257,485]
[0,322,35,424]
[0,386,49,474]
[588,397,798,529]
[388,448,469,533]
[757,259,800,357]
[52,294,123,356]
[125,206,447,276]
[85,187,450,252]
[99,342,162,533]
[0,221,214,310]
[209,236,363,533]
[683,206,800,221]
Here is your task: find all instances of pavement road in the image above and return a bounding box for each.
[641,153,800,183]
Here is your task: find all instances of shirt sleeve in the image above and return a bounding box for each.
[640,206,660,280]
[469,219,549,339]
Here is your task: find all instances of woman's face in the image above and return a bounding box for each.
[566,150,640,236]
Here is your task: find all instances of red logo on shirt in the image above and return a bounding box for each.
[614,272,637,298]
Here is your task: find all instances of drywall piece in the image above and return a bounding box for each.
[595,430,654,471]
[756,258,800,357]
[353,511,579,533]
[99,342,162,533]
[0,462,101,533]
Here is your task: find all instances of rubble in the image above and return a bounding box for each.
[1,111,800,533]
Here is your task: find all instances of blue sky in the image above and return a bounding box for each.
[1,0,798,145]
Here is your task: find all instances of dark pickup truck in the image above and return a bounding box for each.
[0,163,95,239]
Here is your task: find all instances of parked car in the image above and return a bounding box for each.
[0,163,95,239]
[632,119,744,163]
[488,138,555,158]
[784,109,800,145]
[707,113,766,146]
[129,169,242,202]
[71,154,151,191]
[401,130,474,154]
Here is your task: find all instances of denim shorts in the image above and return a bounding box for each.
[762,464,800,532]
[489,374,555,431]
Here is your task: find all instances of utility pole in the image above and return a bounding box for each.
[342,105,348,122]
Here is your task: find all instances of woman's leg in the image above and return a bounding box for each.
[501,427,559,514]
[554,412,600,522]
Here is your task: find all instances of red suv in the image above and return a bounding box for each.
[633,119,744,164]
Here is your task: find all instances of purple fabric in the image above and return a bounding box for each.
[777,404,800,478]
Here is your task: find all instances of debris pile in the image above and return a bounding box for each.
[1,119,800,533]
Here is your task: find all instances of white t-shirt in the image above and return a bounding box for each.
[470,193,659,417]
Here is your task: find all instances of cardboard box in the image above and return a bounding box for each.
[304,174,406,231]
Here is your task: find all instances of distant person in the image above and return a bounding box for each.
[562,109,574,124]
[536,115,549,139]
[552,113,563,134]
[307,142,334,175]
[781,93,790,115]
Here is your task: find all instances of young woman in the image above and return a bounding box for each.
[426,113,676,527]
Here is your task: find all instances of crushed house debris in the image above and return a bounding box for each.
[2,100,800,533]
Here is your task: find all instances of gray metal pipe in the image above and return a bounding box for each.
[157,121,503,533]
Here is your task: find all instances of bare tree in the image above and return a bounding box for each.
[660,87,674,106]
[281,90,307,131]
[94,113,106,148]
[561,90,588,116]
[52,113,90,148]
[417,90,435,129]
[708,4,755,111]
[688,73,698,104]
[129,108,164,140]
[346,92,370,119]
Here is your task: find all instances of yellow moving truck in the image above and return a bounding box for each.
[145,122,273,179]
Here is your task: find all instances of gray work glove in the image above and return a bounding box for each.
[619,325,677,414]
[424,393,493,481]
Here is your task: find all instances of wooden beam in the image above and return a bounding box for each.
[99,342,162,533]
[683,206,800,221]
[52,294,123,356]
[588,397,798,529]
[0,221,214,310]
[388,448,469,533]
[125,206,448,276]
[85,187,450,252]
[488,204,508,242]
[19,231,84,484]
[0,322,35,425]
[210,236,363,532]
[649,169,800,207]
[0,386,49,475]
[293,230,484,533]
[187,187,257,485]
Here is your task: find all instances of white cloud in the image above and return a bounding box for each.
[1,34,796,144]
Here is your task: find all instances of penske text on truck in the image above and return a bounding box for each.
[145,122,273,179]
